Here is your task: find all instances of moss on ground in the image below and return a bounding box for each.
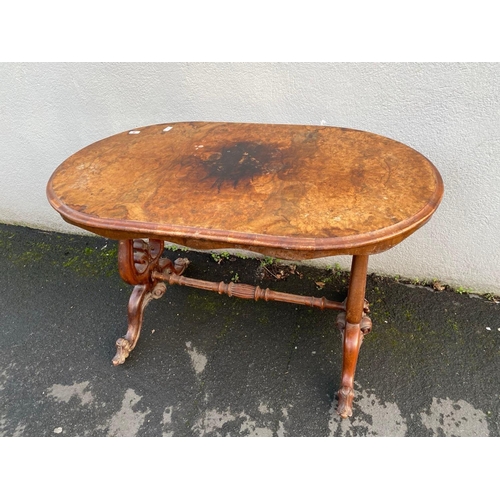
[0,226,118,277]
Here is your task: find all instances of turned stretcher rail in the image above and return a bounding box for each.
[152,270,345,311]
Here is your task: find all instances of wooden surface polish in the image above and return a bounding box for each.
[47,122,443,258]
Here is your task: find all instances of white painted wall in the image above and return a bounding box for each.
[1,63,499,293]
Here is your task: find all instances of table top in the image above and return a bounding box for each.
[47,122,444,259]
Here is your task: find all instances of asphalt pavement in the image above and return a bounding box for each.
[0,223,498,437]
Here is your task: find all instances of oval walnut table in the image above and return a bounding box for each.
[47,122,444,418]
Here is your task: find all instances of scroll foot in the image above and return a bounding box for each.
[337,386,355,418]
[112,338,132,366]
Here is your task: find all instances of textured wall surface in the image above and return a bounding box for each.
[1,63,499,293]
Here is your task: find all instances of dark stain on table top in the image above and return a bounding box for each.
[186,140,290,190]
[47,122,444,258]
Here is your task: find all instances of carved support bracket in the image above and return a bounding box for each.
[336,300,372,340]
[118,238,164,285]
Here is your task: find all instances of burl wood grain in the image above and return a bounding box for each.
[47,122,443,259]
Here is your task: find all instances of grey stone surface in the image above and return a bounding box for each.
[0,223,498,437]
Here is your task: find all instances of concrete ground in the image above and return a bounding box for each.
[0,223,498,437]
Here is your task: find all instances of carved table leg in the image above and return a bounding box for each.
[112,281,166,365]
[336,254,372,418]
[112,238,189,365]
